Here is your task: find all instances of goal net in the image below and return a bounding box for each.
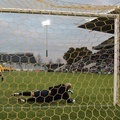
[0,0,120,120]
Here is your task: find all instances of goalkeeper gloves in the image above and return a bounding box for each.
[68,89,73,94]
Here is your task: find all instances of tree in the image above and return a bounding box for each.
[56,58,62,64]
[36,54,42,65]
[49,58,53,64]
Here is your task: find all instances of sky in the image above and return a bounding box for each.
[64,0,120,5]
[0,0,119,63]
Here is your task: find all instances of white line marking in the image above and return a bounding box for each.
[1,104,114,110]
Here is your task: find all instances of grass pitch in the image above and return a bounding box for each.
[0,71,120,120]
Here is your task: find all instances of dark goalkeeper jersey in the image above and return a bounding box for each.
[49,84,66,95]
[49,84,69,100]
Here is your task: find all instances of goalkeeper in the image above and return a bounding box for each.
[11,83,75,103]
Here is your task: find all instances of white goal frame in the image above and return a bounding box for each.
[0,7,119,106]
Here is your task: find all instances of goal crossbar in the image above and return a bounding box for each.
[0,8,118,18]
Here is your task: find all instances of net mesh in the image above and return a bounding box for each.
[0,0,120,120]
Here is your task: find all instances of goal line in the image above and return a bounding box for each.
[2,104,115,110]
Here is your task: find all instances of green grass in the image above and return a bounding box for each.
[0,71,120,120]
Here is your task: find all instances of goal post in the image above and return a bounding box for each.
[114,14,120,105]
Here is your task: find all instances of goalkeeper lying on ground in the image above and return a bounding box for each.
[11,83,75,103]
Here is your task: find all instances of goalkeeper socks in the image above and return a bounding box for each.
[13,93,21,96]
[13,92,31,96]
[22,92,31,96]
[18,98,26,102]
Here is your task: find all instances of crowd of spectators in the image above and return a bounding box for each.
[61,49,114,74]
